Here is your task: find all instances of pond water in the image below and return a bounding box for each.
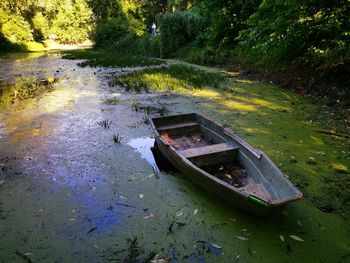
[0,52,349,262]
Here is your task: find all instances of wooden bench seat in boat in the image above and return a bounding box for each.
[157,122,199,131]
[178,142,239,159]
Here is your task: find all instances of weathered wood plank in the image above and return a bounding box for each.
[157,122,199,131]
[178,142,238,159]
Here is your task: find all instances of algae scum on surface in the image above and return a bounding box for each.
[0,51,349,263]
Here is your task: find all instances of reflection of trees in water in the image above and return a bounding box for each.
[0,77,57,105]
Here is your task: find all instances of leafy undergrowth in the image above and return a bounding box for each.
[113,65,225,93]
[62,49,164,67]
[113,63,350,218]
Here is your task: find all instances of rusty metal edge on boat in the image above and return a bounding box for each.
[149,113,303,216]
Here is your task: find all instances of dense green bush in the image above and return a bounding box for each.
[157,10,206,57]
[91,18,130,46]
[0,8,33,42]
[113,33,161,57]
[198,0,261,47]
[0,0,92,47]
[236,0,350,68]
[89,0,146,46]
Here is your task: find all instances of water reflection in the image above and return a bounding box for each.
[127,137,156,166]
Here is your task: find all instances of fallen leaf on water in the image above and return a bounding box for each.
[289,235,304,242]
[169,203,176,207]
[193,209,198,215]
[139,194,144,199]
[143,213,154,219]
[23,253,32,256]
[279,235,285,242]
[37,208,44,214]
[175,210,183,217]
[236,236,248,241]
[224,173,232,179]
[210,243,222,249]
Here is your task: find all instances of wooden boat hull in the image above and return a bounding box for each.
[150,113,302,216]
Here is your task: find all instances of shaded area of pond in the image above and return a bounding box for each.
[0,52,349,263]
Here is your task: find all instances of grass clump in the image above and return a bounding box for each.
[112,133,122,143]
[97,119,112,129]
[62,49,164,68]
[113,65,225,93]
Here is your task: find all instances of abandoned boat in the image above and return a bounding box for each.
[150,113,302,216]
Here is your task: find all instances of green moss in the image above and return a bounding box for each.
[62,49,164,67]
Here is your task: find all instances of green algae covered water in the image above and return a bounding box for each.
[0,52,349,262]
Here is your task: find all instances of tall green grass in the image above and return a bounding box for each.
[62,49,163,68]
[113,65,225,93]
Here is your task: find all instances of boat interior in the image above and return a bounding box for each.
[153,114,275,202]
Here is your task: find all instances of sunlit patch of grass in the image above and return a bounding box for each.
[221,100,257,112]
[62,49,164,67]
[113,65,225,93]
[330,163,349,174]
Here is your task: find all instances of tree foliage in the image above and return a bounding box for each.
[0,0,92,46]
[157,10,205,57]
[236,0,350,67]
[0,0,348,74]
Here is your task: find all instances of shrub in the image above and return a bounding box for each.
[91,18,130,46]
[157,11,206,58]
[113,33,161,57]
[236,0,350,68]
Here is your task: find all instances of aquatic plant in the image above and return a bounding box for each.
[142,116,150,124]
[63,49,164,68]
[97,119,112,129]
[112,133,122,143]
[113,65,225,94]
[103,98,120,105]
